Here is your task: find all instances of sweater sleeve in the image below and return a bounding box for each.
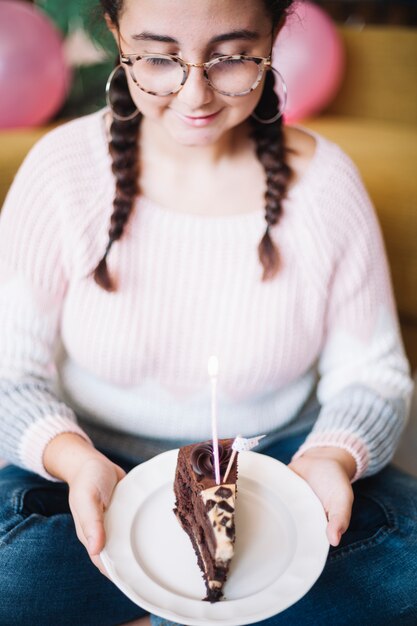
[0,132,91,480]
[292,148,414,480]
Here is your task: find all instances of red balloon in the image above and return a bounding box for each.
[273,1,345,122]
[0,0,71,129]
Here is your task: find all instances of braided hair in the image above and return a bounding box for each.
[95,0,294,291]
[250,68,293,280]
[93,64,142,291]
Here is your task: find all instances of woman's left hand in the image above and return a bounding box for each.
[288,447,356,547]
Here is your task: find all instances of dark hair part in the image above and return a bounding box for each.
[95,0,294,290]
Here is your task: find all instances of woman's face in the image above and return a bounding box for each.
[110,0,274,147]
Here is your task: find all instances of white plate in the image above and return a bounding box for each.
[101,449,329,625]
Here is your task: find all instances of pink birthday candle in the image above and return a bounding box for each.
[208,355,220,485]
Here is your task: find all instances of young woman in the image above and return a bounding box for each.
[0,1,416,624]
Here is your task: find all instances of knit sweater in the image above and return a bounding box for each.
[0,108,413,481]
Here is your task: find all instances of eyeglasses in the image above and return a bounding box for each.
[119,49,273,98]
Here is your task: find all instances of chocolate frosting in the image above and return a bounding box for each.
[191,441,232,478]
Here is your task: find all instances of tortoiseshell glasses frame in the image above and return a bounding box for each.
[118,45,273,97]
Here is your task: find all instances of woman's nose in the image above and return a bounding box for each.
[176,65,214,110]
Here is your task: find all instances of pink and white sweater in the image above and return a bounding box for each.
[0,108,413,481]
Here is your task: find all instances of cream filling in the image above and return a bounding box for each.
[192,534,222,590]
[201,484,236,562]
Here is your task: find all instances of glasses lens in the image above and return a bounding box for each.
[132,56,184,95]
[208,58,262,95]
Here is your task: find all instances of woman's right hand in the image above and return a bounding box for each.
[44,433,126,576]
[68,456,126,576]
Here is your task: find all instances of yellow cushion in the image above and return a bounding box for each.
[329,26,417,125]
[0,125,57,208]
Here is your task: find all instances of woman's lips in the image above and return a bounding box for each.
[172,109,222,127]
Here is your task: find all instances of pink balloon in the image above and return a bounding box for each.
[273,1,345,123]
[0,0,71,129]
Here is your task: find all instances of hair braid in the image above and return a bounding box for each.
[93,64,142,291]
[250,69,293,281]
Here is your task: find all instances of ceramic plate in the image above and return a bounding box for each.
[101,449,329,625]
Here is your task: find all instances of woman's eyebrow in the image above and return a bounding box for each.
[130,29,260,44]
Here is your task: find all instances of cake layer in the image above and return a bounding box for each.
[173,439,238,602]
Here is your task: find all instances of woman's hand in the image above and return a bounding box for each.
[68,456,126,576]
[288,447,356,547]
[44,433,126,576]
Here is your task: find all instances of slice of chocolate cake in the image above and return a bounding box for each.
[173,439,238,602]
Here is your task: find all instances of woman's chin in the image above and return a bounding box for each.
[168,129,221,147]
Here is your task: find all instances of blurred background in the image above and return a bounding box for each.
[0,0,416,475]
[5,0,417,120]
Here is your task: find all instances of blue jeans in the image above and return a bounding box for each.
[0,433,416,626]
